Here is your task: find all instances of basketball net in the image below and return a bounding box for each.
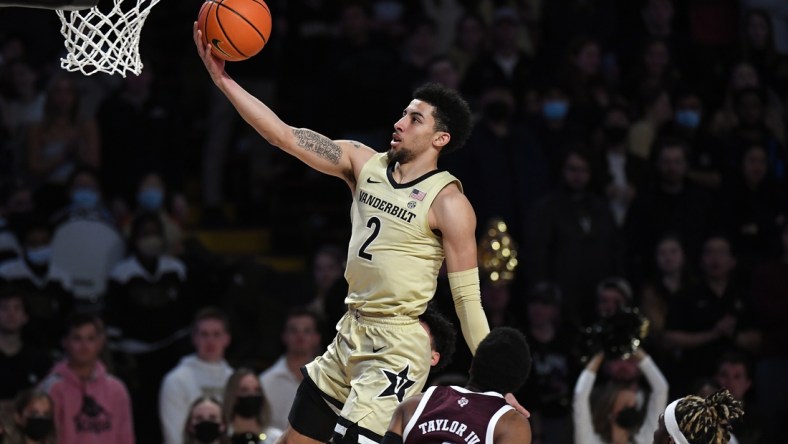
[56,0,161,76]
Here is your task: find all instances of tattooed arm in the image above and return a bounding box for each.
[193,23,375,186]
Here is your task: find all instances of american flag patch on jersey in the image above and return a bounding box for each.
[410,188,426,201]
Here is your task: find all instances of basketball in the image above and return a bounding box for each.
[197,0,272,62]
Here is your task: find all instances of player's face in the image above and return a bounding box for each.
[389,99,446,164]
[0,297,28,333]
[193,319,230,362]
[63,323,104,367]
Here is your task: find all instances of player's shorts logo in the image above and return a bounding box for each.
[378,364,415,402]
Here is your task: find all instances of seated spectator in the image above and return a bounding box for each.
[447,12,487,78]
[662,235,761,396]
[5,389,56,444]
[595,277,634,319]
[305,244,345,317]
[259,307,322,431]
[182,396,227,444]
[223,368,281,444]
[713,351,761,444]
[51,166,114,227]
[0,181,33,264]
[627,88,673,161]
[40,313,134,444]
[572,349,669,444]
[652,389,743,444]
[106,211,190,442]
[0,217,73,350]
[0,59,44,155]
[159,307,233,444]
[132,172,183,255]
[481,278,523,331]
[0,286,52,406]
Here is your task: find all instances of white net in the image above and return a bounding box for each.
[56,0,162,77]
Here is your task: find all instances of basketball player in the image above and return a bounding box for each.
[194,24,492,444]
[383,327,532,444]
[652,389,744,444]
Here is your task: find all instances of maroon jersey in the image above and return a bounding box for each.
[403,386,513,444]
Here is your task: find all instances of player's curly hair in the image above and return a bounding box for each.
[412,83,472,156]
[419,304,456,372]
[469,327,531,394]
[674,389,744,444]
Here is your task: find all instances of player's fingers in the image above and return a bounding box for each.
[504,393,530,419]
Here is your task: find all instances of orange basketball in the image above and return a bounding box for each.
[197,0,272,62]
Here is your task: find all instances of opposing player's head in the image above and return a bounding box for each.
[419,304,456,372]
[653,389,744,444]
[468,327,531,394]
[390,83,471,163]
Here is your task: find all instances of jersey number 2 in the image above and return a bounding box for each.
[358,216,381,261]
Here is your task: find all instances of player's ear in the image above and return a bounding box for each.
[431,351,440,367]
[433,132,450,148]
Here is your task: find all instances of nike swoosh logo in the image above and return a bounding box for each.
[211,38,233,58]
[372,346,385,353]
[367,178,381,184]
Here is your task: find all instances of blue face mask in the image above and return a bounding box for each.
[542,100,569,120]
[72,188,99,209]
[26,245,52,265]
[138,188,164,210]
[675,109,701,129]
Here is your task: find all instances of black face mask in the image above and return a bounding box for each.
[615,407,642,429]
[23,416,54,441]
[484,101,512,123]
[193,421,222,443]
[605,126,628,146]
[234,395,264,419]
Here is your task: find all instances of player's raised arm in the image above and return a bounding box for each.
[193,22,375,187]
[430,184,490,354]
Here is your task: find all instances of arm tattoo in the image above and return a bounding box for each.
[293,128,341,165]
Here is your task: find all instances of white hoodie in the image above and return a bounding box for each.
[159,354,233,444]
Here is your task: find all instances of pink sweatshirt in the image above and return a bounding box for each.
[40,360,135,444]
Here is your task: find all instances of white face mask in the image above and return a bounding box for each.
[136,236,164,258]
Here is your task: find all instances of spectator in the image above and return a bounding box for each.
[595,277,634,319]
[749,221,788,443]
[480,279,522,331]
[130,172,184,256]
[738,8,788,93]
[447,12,487,78]
[304,244,345,317]
[572,348,668,444]
[0,286,52,406]
[223,368,282,444]
[182,396,228,444]
[713,352,761,444]
[555,37,613,127]
[27,74,100,214]
[259,307,322,431]
[532,83,587,184]
[526,150,622,327]
[520,282,575,444]
[51,166,114,227]
[5,389,56,444]
[159,307,233,444]
[663,236,761,396]
[0,183,24,263]
[106,211,190,443]
[0,59,44,165]
[590,105,651,226]
[0,217,74,350]
[627,88,673,161]
[624,38,682,102]
[40,313,134,444]
[425,55,461,91]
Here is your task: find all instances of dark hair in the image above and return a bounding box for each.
[285,306,323,335]
[192,306,230,333]
[0,285,27,312]
[64,312,104,337]
[715,350,753,380]
[13,389,56,443]
[673,389,744,444]
[419,304,456,372]
[66,164,102,190]
[468,327,531,394]
[128,211,165,250]
[412,83,472,155]
[222,368,267,426]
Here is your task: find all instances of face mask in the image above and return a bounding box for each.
[193,420,222,443]
[23,416,54,441]
[234,395,263,418]
[136,235,164,258]
[542,100,569,120]
[26,245,52,266]
[483,101,512,123]
[72,188,99,209]
[605,126,629,145]
[675,109,701,129]
[137,188,164,210]
[615,407,641,429]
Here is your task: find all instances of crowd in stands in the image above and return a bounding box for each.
[0,0,787,443]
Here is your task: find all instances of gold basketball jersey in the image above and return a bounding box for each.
[344,153,461,317]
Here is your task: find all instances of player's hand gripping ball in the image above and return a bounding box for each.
[197,0,272,61]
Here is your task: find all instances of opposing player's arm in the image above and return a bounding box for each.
[193,23,375,187]
[430,184,490,354]
[495,410,532,444]
[383,395,421,444]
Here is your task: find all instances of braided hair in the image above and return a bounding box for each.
[674,389,744,444]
